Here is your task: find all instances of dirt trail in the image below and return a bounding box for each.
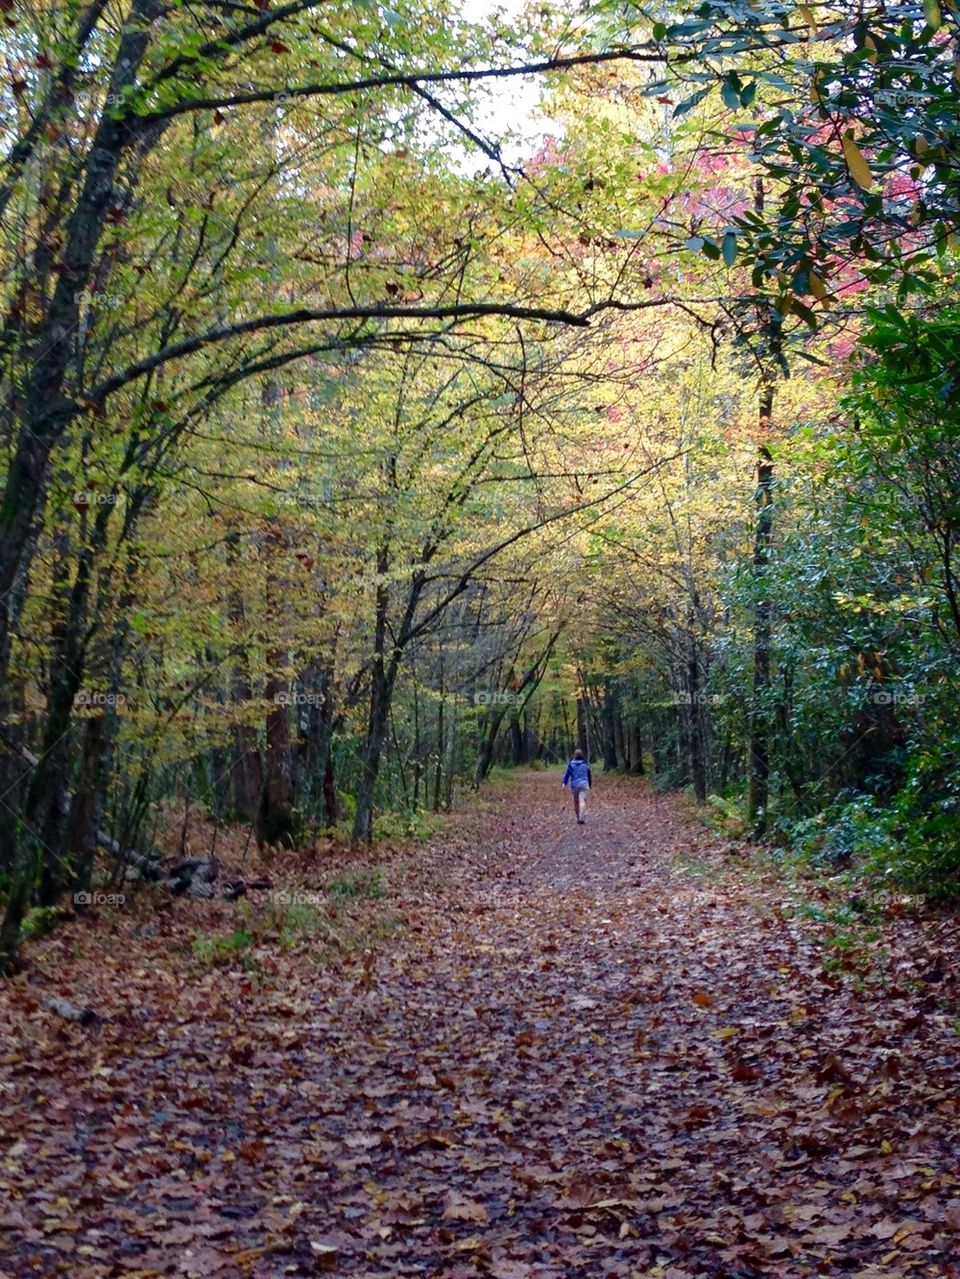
[1,774,958,1278]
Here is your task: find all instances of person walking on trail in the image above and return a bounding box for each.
[562,749,592,825]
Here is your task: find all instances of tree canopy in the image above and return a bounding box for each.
[2,0,960,966]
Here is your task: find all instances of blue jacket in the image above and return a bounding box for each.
[563,758,592,788]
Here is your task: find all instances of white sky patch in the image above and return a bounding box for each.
[454,0,554,170]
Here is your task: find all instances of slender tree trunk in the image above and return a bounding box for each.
[353,662,394,843]
[256,378,296,848]
[227,537,262,821]
[443,695,457,811]
[576,697,589,757]
[231,715,262,819]
[473,704,509,785]
[389,708,410,808]
[323,752,337,827]
[509,714,527,766]
[434,693,445,810]
[613,713,627,771]
[411,661,422,810]
[34,525,76,905]
[352,550,430,841]
[434,654,446,808]
[686,643,707,803]
[602,680,618,770]
[67,573,133,892]
[629,722,645,775]
[319,667,338,827]
[257,520,295,848]
[68,714,106,893]
[747,416,775,832]
[718,728,732,790]
[747,176,780,834]
[353,546,392,844]
[259,664,295,847]
[561,699,572,756]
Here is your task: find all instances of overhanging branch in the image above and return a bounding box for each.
[133,47,669,125]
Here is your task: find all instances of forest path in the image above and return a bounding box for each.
[2,774,958,1278]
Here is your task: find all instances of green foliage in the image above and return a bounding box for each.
[705,790,749,837]
[21,907,62,941]
[779,794,895,872]
[336,792,358,824]
[820,925,884,978]
[884,736,960,902]
[189,878,401,970]
[659,1,960,319]
[373,808,447,844]
[191,926,254,969]
[252,898,332,944]
[326,867,386,902]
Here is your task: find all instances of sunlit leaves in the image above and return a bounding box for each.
[923,0,943,30]
[644,0,960,327]
[841,135,875,193]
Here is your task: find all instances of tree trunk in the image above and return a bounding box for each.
[601,680,618,770]
[2,490,116,950]
[718,728,732,790]
[473,703,509,786]
[255,375,296,848]
[0,1,163,700]
[353,661,393,844]
[576,697,589,757]
[434,692,445,810]
[353,546,393,844]
[67,589,131,895]
[747,176,780,833]
[443,695,457,811]
[34,525,77,905]
[748,415,775,832]
[227,549,262,822]
[613,714,627,771]
[686,644,707,803]
[509,714,527,766]
[257,509,295,847]
[319,667,338,827]
[323,750,338,828]
[258,669,295,847]
[411,664,422,810]
[433,654,445,808]
[295,663,337,828]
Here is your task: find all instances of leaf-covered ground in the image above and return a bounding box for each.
[2,774,959,1278]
